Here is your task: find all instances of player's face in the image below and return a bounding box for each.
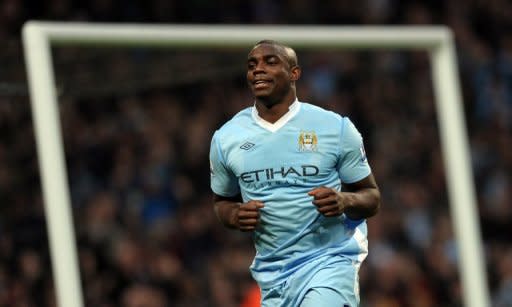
[247,44,298,105]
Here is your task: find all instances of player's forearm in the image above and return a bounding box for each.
[341,187,380,220]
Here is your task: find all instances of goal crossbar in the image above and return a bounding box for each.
[21,22,489,307]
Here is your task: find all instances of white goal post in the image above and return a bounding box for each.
[22,22,489,307]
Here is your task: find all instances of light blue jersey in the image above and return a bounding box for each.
[210,100,371,293]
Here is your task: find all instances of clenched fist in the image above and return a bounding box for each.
[308,187,348,217]
[235,200,265,231]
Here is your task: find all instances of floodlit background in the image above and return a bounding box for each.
[1,1,511,306]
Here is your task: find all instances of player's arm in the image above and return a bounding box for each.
[213,193,264,232]
[310,117,381,220]
[309,174,380,220]
[340,173,380,219]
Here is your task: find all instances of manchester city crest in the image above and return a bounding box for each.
[298,131,318,152]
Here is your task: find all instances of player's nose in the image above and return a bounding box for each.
[252,61,266,74]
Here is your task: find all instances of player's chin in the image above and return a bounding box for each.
[251,87,273,97]
[254,94,271,101]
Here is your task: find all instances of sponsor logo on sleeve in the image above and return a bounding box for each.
[360,144,367,163]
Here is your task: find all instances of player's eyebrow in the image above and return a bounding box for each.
[247,53,282,63]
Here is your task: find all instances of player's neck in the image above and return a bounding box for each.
[255,93,296,124]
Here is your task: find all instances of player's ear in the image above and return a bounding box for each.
[290,66,301,82]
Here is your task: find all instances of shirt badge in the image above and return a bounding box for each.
[298,131,318,152]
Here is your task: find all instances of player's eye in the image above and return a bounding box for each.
[267,57,278,65]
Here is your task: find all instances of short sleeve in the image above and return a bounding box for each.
[209,132,240,197]
[337,118,372,184]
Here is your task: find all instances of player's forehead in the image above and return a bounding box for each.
[248,43,287,61]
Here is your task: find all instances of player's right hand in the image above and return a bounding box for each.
[236,201,264,232]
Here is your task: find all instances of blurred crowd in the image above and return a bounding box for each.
[1,0,512,306]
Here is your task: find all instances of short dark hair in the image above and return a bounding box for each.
[253,40,299,68]
[255,39,281,46]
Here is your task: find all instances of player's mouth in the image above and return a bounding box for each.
[253,80,272,89]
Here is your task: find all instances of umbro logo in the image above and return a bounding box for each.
[240,142,255,150]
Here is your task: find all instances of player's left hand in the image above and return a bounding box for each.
[308,187,347,217]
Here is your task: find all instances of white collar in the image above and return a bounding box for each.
[252,98,301,133]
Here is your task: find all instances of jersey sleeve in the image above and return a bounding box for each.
[337,117,372,184]
[209,132,240,197]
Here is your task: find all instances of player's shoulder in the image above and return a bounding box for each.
[299,101,346,125]
[213,106,252,140]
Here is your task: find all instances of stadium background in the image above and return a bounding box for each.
[1,0,512,306]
